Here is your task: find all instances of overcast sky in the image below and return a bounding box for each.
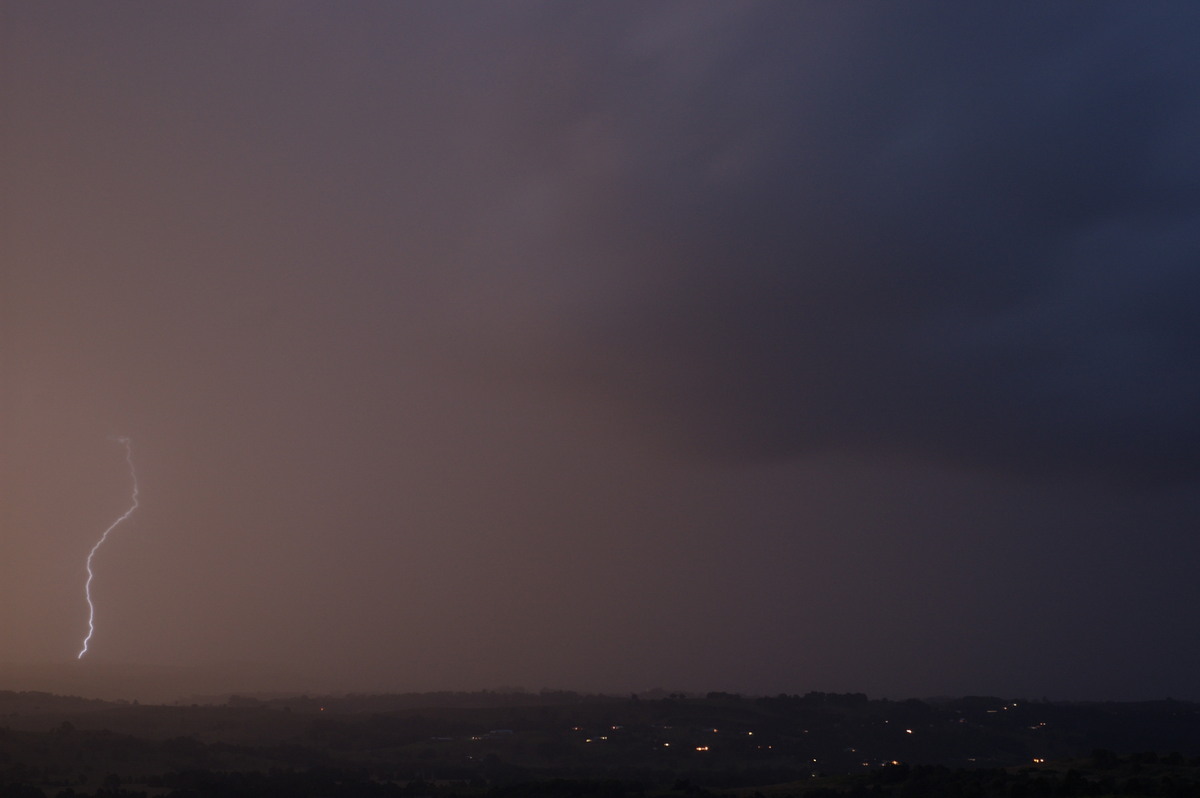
[3,2,1200,702]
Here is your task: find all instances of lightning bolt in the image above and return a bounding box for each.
[78,436,140,659]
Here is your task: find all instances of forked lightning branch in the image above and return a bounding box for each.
[78,437,140,659]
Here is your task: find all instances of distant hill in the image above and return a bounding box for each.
[0,659,319,703]
[0,690,1198,796]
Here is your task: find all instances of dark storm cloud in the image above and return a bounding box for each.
[24,2,1195,484]
[7,1,1200,700]
[476,3,1200,479]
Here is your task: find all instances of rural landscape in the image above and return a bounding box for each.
[3,689,1200,797]
[7,3,1200,797]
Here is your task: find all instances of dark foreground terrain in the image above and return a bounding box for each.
[2,690,1199,797]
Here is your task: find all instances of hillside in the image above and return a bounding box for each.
[2,690,1200,796]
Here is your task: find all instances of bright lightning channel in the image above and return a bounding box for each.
[77,436,140,659]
